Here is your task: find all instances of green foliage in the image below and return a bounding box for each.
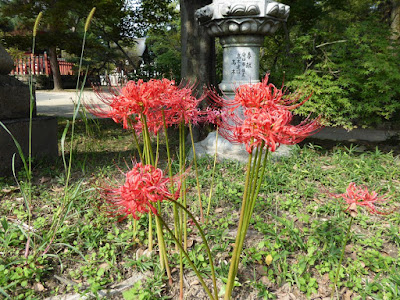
[261,0,400,128]
[133,16,181,81]
[0,0,179,76]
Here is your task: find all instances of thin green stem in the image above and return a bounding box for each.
[128,119,143,163]
[175,201,218,300]
[155,132,160,168]
[155,215,172,284]
[331,216,354,299]
[206,127,219,218]
[188,123,204,223]
[224,150,253,300]
[179,122,187,250]
[161,111,180,250]
[141,113,154,166]
[243,144,265,233]
[245,148,269,235]
[24,33,36,259]
[148,212,153,251]
[75,31,86,92]
[133,218,137,241]
[157,216,216,300]
[41,69,89,258]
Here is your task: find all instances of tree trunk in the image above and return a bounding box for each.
[180,0,216,92]
[391,0,400,40]
[48,46,63,90]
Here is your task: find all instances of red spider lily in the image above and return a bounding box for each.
[333,182,391,216]
[101,163,180,220]
[134,81,208,134]
[212,75,322,153]
[86,79,214,134]
[210,74,311,112]
[221,108,321,153]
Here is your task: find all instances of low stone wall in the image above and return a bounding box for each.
[0,116,58,176]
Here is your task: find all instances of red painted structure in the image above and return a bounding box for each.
[11,52,74,76]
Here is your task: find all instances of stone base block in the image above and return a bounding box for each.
[0,116,58,176]
[0,75,36,120]
[189,131,293,163]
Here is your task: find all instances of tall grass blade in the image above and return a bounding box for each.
[0,121,29,175]
[0,286,11,298]
[61,121,70,174]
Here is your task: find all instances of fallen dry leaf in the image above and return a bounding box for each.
[33,282,45,292]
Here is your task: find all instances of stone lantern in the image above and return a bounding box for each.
[193,0,291,162]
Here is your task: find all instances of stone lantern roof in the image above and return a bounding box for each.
[195,0,290,36]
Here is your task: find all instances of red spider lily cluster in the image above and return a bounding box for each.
[90,76,322,220]
[86,79,213,134]
[211,75,322,153]
[101,163,180,220]
[333,182,391,216]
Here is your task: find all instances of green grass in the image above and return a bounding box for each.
[0,119,399,299]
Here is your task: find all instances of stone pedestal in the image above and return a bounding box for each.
[0,75,36,119]
[0,117,58,175]
[192,0,291,162]
[0,45,58,176]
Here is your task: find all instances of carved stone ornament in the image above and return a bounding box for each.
[196,0,290,23]
[203,17,281,36]
[221,4,261,17]
[195,5,214,23]
[196,0,290,37]
[265,2,290,19]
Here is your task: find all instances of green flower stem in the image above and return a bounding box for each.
[25,23,37,259]
[206,127,219,218]
[155,215,172,284]
[127,118,143,163]
[243,143,265,233]
[141,113,170,278]
[131,127,143,163]
[331,216,354,299]
[179,122,188,250]
[179,247,184,300]
[178,122,186,299]
[155,202,172,281]
[245,148,269,235]
[157,208,217,300]
[139,112,158,253]
[224,150,253,299]
[161,111,180,251]
[172,200,218,300]
[155,132,160,167]
[139,113,154,251]
[148,213,153,251]
[188,123,204,223]
[228,148,260,285]
[133,218,137,241]
[141,113,154,166]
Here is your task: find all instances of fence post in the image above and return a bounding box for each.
[30,53,34,75]
[44,52,49,75]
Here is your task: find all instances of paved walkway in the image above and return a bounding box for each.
[36,89,107,118]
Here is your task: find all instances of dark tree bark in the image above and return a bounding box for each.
[180,0,216,91]
[48,46,63,91]
[391,0,400,40]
